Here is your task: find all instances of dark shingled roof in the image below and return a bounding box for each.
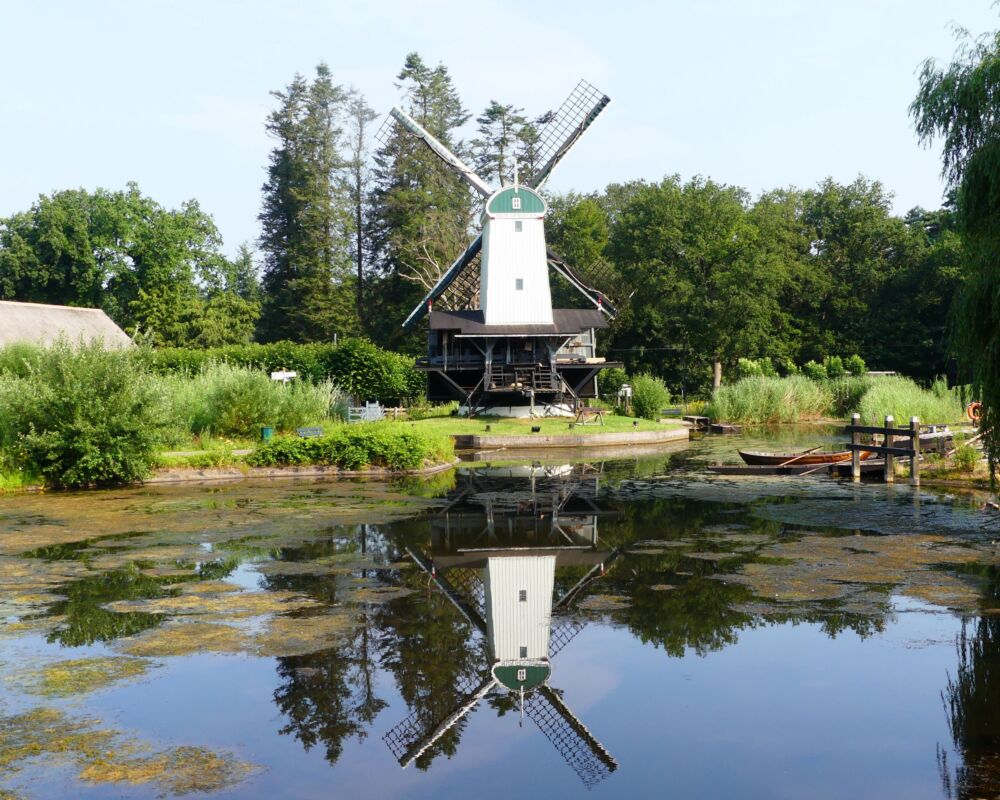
[428,308,608,335]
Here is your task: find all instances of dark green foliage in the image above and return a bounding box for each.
[140,339,423,403]
[258,65,359,343]
[0,184,258,346]
[0,341,168,488]
[911,30,1000,477]
[246,424,453,471]
[366,53,472,351]
[845,354,867,376]
[630,373,670,420]
[598,366,628,399]
[801,360,827,381]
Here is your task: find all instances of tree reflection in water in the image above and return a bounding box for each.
[262,463,897,782]
[940,565,1000,798]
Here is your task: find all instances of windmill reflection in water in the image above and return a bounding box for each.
[383,464,621,789]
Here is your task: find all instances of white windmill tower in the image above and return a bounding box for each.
[380,81,622,417]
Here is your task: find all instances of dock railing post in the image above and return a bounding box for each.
[851,413,861,482]
[884,415,895,484]
[910,416,920,486]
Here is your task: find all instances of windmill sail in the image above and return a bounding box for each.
[402,234,483,330]
[526,80,611,190]
[525,685,618,789]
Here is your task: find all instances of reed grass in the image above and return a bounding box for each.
[707,374,968,425]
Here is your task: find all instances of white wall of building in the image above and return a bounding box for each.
[484,555,556,662]
[480,217,554,325]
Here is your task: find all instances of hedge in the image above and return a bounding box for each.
[138,339,425,403]
[246,423,454,471]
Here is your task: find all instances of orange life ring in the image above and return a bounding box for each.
[966,401,983,422]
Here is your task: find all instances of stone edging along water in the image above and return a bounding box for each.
[146,458,460,485]
[451,426,690,450]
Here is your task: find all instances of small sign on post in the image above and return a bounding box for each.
[270,369,297,383]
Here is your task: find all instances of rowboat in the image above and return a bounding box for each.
[738,448,874,466]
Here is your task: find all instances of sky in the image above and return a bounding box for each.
[2,0,998,256]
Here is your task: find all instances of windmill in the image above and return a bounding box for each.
[382,467,622,789]
[378,81,622,417]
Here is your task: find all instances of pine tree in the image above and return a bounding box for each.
[367,53,472,350]
[344,89,378,326]
[258,64,356,342]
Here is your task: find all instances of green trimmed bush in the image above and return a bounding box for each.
[246,423,453,471]
[801,360,828,381]
[845,354,867,376]
[630,373,671,420]
[824,355,846,379]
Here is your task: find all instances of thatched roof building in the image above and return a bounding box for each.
[0,301,132,349]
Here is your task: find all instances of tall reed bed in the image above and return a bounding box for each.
[707,375,966,425]
[706,376,832,424]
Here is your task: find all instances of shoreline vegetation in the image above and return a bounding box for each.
[706,374,969,426]
[0,340,986,493]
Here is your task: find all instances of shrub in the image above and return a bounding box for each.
[735,358,777,379]
[630,373,671,420]
[0,341,169,488]
[801,360,827,381]
[824,355,845,379]
[777,358,800,376]
[157,363,335,439]
[246,423,453,471]
[139,339,424,403]
[953,443,980,473]
[598,367,628,399]
[845,354,867,376]
[706,375,832,424]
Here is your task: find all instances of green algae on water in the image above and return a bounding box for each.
[8,656,154,697]
[0,707,259,795]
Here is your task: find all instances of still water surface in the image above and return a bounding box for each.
[1,431,999,799]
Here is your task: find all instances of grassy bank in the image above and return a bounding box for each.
[406,414,672,438]
[706,375,968,425]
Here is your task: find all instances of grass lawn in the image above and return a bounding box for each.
[402,414,680,438]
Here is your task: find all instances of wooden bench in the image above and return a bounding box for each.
[572,407,606,426]
[296,427,324,438]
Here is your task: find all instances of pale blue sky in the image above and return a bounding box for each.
[2,0,997,256]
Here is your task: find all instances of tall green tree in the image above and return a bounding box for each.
[344,89,379,326]
[258,64,357,343]
[470,101,527,186]
[911,28,1000,474]
[608,177,785,390]
[0,183,248,346]
[367,53,472,351]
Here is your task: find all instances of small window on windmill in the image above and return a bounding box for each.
[519,646,528,658]
[512,196,522,210]
[514,220,523,232]
[517,668,527,682]
[518,589,527,602]
[515,278,524,291]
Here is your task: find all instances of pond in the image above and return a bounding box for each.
[1,431,999,799]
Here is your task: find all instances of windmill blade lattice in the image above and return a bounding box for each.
[549,616,587,659]
[525,685,618,790]
[527,80,611,190]
[382,672,494,766]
